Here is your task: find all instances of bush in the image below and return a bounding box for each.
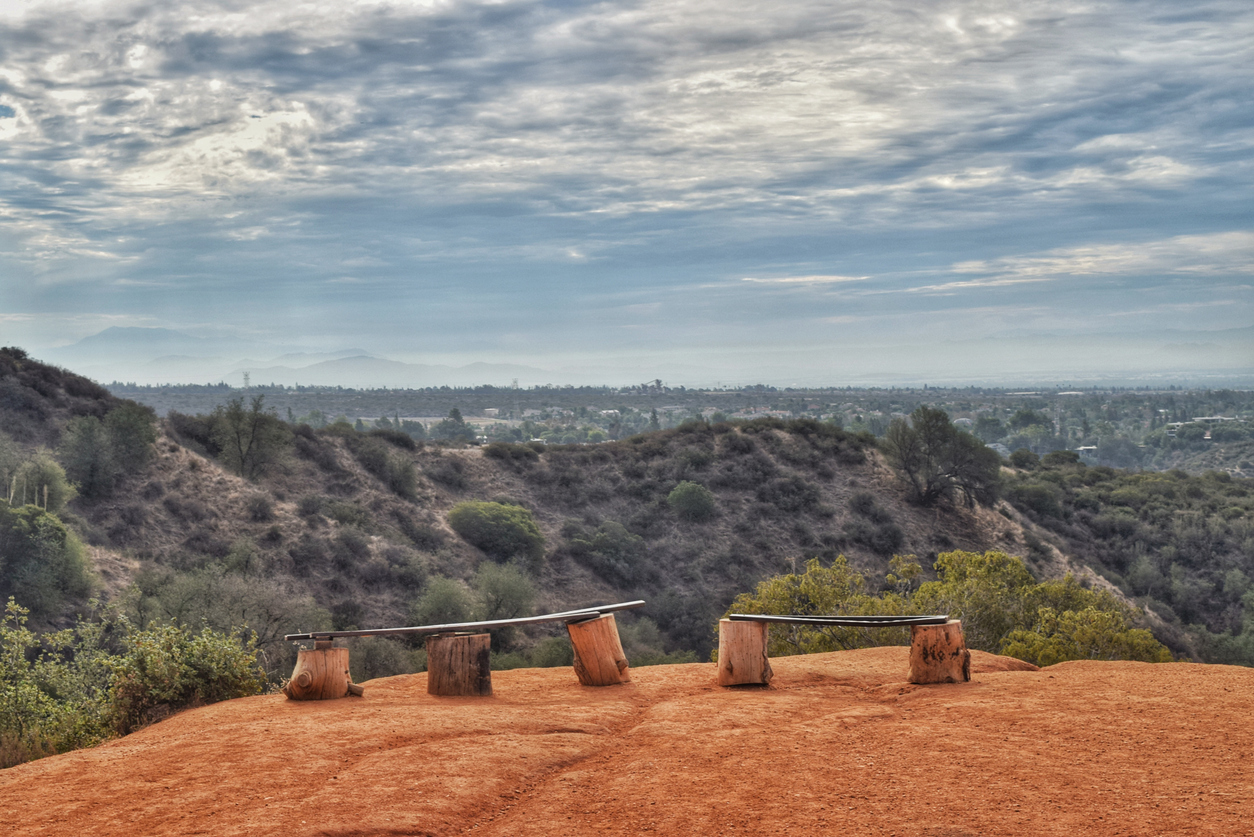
[566,520,645,584]
[346,436,416,499]
[409,577,475,626]
[109,623,266,735]
[667,481,716,522]
[447,501,545,564]
[12,453,75,513]
[245,494,274,523]
[1001,607,1173,666]
[0,502,95,621]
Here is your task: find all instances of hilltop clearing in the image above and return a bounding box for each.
[1,648,1250,836]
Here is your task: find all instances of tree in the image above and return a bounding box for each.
[429,408,475,443]
[59,417,119,499]
[409,577,475,626]
[211,396,292,480]
[0,501,95,620]
[11,453,75,513]
[103,403,157,473]
[882,406,1001,507]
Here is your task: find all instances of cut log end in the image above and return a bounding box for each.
[908,620,972,685]
[283,647,353,700]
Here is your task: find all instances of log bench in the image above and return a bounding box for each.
[282,600,645,700]
[717,614,969,686]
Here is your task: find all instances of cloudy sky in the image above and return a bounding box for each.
[0,0,1251,385]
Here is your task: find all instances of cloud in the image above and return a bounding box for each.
[741,275,869,285]
[0,0,1249,376]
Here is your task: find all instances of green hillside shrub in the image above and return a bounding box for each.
[409,576,475,626]
[727,550,1171,665]
[447,501,544,564]
[0,502,95,621]
[108,623,266,735]
[565,520,645,584]
[667,480,716,521]
[11,453,74,513]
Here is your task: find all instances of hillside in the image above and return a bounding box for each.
[2,346,1245,678]
[1,648,1250,836]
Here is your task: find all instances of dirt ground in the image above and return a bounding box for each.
[2,647,1250,837]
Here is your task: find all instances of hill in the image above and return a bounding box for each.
[0,648,1250,836]
[1,345,1246,679]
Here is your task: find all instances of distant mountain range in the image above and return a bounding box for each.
[36,324,1254,389]
[43,327,564,387]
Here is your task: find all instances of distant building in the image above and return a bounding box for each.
[989,443,1012,458]
[483,408,500,418]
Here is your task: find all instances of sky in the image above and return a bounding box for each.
[0,0,1251,386]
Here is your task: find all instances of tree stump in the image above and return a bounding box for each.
[717,619,773,686]
[426,633,493,697]
[282,645,359,700]
[908,620,971,684]
[567,614,630,686]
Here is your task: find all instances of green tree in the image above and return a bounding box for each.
[103,402,158,473]
[11,453,75,513]
[409,577,475,626]
[430,408,476,442]
[0,501,94,621]
[882,406,1001,507]
[667,480,716,522]
[473,562,536,621]
[211,396,292,480]
[447,501,545,565]
[59,417,119,499]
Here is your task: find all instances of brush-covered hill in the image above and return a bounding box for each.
[2,346,1248,678]
[1,648,1251,837]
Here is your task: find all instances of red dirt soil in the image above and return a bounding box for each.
[2,648,1251,837]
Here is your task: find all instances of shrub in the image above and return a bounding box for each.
[12,454,75,513]
[245,494,274,523]
[1009,482,1064,518]
[756,475,820,513]
[566,520,645,584]
[447,501,544,564]
[667,481,716,522]
[1000,607,1173,666]
[483,442,540,465]
[109,623,265,735]
[0,502,95,621]
[409,577,475,626]
[346,436,417,499]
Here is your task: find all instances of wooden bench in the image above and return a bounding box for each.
[282,600,645,700]
[717,614,970,686]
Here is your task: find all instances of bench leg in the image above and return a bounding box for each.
[717,619,773,686]
[567,614,630,686]
[426,633,493,696]
[908,620,971,684]
[282,645,356,700]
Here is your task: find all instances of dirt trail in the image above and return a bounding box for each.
[2,647,1250,836]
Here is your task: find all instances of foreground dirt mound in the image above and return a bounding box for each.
[2,647,1250,836]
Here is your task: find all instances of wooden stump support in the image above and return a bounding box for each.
[566,614,631,686]
[282,643,364,700]
[426,633,493,697]
[717,619,773,686]
[908,619,971,684]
